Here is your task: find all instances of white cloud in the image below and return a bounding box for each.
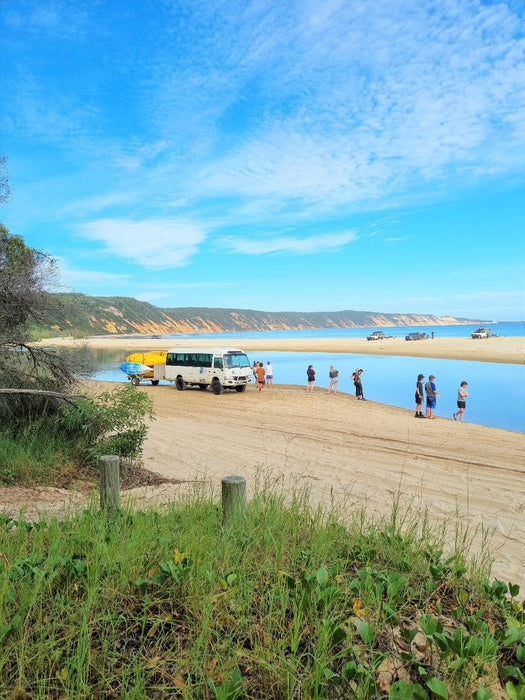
[223,230,357,255]
[76,219,206,269]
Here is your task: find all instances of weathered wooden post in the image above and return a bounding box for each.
[99,455,120,511]
[221,475,246,523]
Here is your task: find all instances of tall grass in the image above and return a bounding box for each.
[0,481,523,699]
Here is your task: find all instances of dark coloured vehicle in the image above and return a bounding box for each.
[405,332,427,341]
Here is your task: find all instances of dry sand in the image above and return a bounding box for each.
[40,333,525,364]
[3,378,524,588]
[4,334,523,588]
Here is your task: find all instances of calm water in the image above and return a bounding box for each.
[90,323,525,433]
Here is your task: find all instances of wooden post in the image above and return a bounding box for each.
[99,455,120,512]
[221,475,246,522]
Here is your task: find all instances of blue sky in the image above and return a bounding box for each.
[1,0,524,321]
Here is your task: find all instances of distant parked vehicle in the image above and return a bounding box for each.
[405,332,427,341]
[471,327,492,339]
[366,331,396,341]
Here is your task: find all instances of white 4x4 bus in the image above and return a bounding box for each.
[161,347,252,394]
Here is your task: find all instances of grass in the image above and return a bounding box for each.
[0,481,524,699]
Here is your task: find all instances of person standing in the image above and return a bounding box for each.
[425,374,440,418]
[415,374,425,417]
[255,362,266,393]
[351,368,365,400]
[453,381,469,421]
[327,365,340,394]
[266,361,274,388]
[306,365,316,392]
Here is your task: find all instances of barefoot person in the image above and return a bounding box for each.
[255,362,266,393]
[415,374,425,418]
[453,381,469,421]
[266,361,274,388]
[351,368,365,400]
[306,365,316,392]
[327,365,340,394]
[425,374,440,418]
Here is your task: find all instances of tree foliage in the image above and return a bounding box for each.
[0,224,82,420]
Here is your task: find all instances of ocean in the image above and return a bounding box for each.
[89,322,525,434]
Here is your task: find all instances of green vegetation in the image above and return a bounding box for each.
[0,384,153,486]
[30,292,476,338]
[0,483,523,699]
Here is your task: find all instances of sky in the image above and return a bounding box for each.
[1,0,524,321]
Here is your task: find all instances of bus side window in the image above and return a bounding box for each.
[214,357,223,369]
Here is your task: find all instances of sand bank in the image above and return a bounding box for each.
[3,380,524,588]
[39,334,525,364]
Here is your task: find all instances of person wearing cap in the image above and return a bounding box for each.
[415,374,425,417]
[424,375,440,418]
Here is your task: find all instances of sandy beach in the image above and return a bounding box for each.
[40,334,525,365]
[7,334,523,588]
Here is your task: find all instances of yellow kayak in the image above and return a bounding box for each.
[125,351,167,379]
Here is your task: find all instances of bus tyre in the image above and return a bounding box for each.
[131,376,140,386]
[235,384,246,392]
[212,378,222,395]
[176,376,186,391]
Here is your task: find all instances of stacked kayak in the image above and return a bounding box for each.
[119,351,167,385]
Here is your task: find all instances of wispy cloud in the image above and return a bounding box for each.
[223,230,357,255]
[76,219,206,269]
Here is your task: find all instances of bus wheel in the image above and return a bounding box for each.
[176,376,186,391]
[235,384,246,392]
[212,378,222,395]
[151,380,159,386]
[131,376,140,386]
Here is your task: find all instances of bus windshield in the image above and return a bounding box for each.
[223,352,250,368]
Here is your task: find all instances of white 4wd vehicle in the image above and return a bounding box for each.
[471,327,492,339]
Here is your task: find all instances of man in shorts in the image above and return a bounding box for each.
[266,361,273,388]
[425,375,439,419]
[255,362,266,393]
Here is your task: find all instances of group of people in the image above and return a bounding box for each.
[252,361,273,393]
[306,365,365,399]
[253,359,469,422]
[415,374,469,421]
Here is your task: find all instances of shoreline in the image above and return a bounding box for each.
[39,334,525,365]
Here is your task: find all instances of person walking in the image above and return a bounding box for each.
[266,361,274,388]
[327,365,340,394]
[306,365,316,392]
[255,362,266,393]
[351,368,365,400]
[425,374,440,418]
[415,374,425,417]
[453,381,469,421]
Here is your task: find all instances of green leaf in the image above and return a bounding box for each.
[316,567,329,588]
[389,680,428,699]
[358,621,376,645]
[509,583,520,597]
[426,676,448,699]
[342,661,357,679]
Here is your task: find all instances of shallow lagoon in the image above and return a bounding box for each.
[90,347,524,434]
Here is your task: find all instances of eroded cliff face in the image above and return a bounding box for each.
[39,294,478,337]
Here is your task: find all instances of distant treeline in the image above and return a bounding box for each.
[31,292,479,338]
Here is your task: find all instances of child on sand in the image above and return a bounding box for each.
[266,361,273,388]
[255,362,266,393]
[453,381,469,421]
[425,375,440,418]
[415,374,425,417]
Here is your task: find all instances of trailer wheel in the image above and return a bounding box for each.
[212,378,222,395]
[235,384,246,393]
[151,380,159,386]
[131,376,140,386]
[176,376,186,391]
